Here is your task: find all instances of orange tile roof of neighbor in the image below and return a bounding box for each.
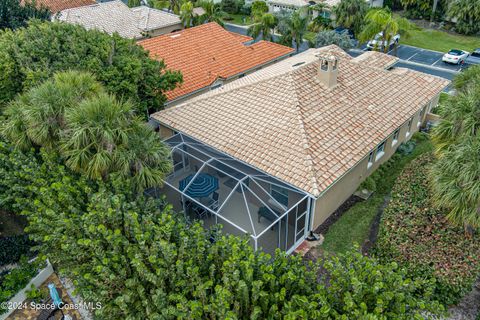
[28,0,96,13]
[152,45,450,197]
[138,22,295,102]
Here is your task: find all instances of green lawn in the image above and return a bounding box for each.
[320,134,434,255]
[222,13,253,26]
[402,28,480,53]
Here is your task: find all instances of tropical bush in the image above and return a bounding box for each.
[375,154,480,305]
[0,138,445,319]
[0,257,45,314]
[0,21,182,114]
[313,30,355,50]
[0,0,50,30]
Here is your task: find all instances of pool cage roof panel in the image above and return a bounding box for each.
[162,133,310,238]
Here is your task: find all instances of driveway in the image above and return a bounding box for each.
[359,44,467,72]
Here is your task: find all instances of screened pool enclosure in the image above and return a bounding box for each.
[147,133,313,255]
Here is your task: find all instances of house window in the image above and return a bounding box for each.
[367,150,375,168]
[271,185,288,207]
[392,129,400,146]
[406,117,413,137]
[375,141,386,161]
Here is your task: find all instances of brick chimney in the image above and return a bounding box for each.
[317,55,339,89]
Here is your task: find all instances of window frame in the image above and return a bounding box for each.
[375,141,386,161]
[392,129,400,146]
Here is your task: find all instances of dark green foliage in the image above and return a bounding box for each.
[332,0,368,36]
[0,139,444,319]
[0,21,182,114]
[359,176,376,192]
[0,235,34,266]
[318,248,444,319]
[375,154,480,305]
[0,0,50,30]
[221,0,241,14]
[250,0,267,18]
[447,0,480,35]
[0,257,45,314]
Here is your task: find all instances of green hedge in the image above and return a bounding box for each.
[375,153,480,305]
[0,235,34,266]
[0,257,44,315]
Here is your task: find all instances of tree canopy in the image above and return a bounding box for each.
[313,30,355,50]
[2,71,173,191]
[0,20,182,114]
[332,0,368,36]
[0,0,50,30]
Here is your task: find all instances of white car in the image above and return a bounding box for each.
[366,32,400,51]
[442,49,469,65]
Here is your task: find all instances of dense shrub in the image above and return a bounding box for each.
[0,139,445,319]
[375,153,480,305]
[0,257,45,314]
[0,235,34,266]
[0,21,182,114]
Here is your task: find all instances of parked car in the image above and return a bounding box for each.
[366,32,400,51]
[465,48,480,65]
[442,49,470,65]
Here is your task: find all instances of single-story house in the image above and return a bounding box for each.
[149,45,449,255]
[56,0,183,39]
[138,22,295,107]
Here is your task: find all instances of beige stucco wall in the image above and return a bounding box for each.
[312,94,439,229]
[146,23,183,38]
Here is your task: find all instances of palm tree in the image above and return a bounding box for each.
[277,10,309,53]
[432,88,480,154]
[359,8,413,54]
[247,13,276,41]
[180,1,195,27]
[430,137,480,232]
[308,3,330,32]
[60,93,133,181]
[61,93,172,190]
[116,122,173,192]
[1,71,103,150]
[430,79,480,234]
[332,0,368,37]
[430,0,439,24]
[447,0,480,35]
[453,65,480,92]
[199,0,224,27]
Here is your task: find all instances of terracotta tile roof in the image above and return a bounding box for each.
[57,1,181,39]
[352,50,399,69]
[138,23,294,101]
[152,45,449,196]
[24,0,95,13]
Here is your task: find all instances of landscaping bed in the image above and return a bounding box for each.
[374,153,480,306]
[319,133,433,254]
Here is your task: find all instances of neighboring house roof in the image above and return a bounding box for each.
[268,0,308,7]
[57,0,181,39]
[138,22,294,102]
[351,51,399,69]
[22,0,95,13]
[151,45,449,197]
